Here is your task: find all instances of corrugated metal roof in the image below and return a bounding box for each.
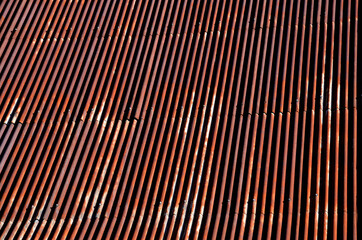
[0,0,360,239]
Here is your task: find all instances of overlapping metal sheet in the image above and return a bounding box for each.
[0,0,360,239]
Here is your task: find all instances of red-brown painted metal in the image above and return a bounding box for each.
[0,0,359,239]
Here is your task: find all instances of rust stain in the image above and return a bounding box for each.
[0,0,360,239]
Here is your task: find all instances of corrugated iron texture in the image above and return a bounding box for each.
[0,0,360,239]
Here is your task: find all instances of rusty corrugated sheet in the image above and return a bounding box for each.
[0,0,360,239]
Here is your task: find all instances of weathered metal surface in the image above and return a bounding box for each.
[0,0,360,239]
